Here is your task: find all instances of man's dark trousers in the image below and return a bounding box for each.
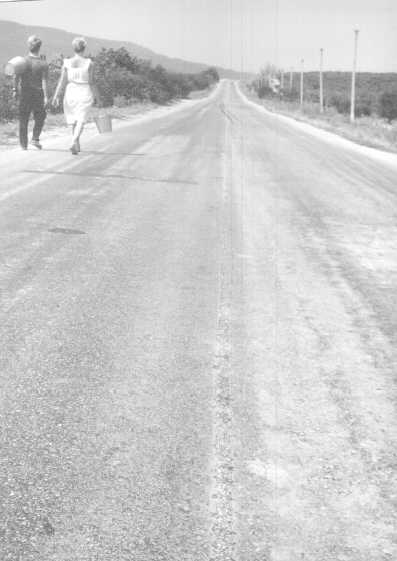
[19,89,46,148]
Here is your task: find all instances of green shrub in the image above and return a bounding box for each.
[257,84,275,99]
[282,88,299,102]
[0,79,16,121]
[355,100,372,117]
[329,95,350,114]
[0,47,220,121]
[251,70,397,121]
[113,95,129,108]
[379,91,397,122]
[92,49,219,107]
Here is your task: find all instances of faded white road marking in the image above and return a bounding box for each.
[209,89,237,561]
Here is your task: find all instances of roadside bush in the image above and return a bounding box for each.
[251,69,397,122]
[281,88,299,102]
[329,95,350,115]
[0,79,15,120]
[113,95,129,108]
[328,95,371,117]
[257,84,275,99]
[379,91,397,122]
[0,46,220,121]
[126,75,151,102]
[95,47,139,75]
[106,67,138,101]
[92,49,219,107]
[355,100,372,117]
[174,76,194,98]
[147,82,172,104]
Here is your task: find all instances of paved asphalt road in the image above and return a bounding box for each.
[0,81,396,561]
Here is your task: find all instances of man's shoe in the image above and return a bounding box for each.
[31,139,42,150]
[21,145,28,151]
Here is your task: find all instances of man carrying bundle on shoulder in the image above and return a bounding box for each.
[13,35,49,151]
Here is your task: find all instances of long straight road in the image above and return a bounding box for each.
[1,80,396,561]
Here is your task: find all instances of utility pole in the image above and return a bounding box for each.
[300,59,304,107]
[289,67,293,90]
[319,48,324,113]
[350,28,360,123]
[280,69,284,90]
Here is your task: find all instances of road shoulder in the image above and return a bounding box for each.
[236,82,397,171]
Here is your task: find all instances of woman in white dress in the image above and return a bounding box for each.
[53,37,98,154]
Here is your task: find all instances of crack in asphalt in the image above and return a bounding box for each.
[219,103,238,125]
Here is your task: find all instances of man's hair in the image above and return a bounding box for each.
[27,35,42,53]
[72,37,87,54]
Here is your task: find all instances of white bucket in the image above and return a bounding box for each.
[94,114,112,134]
[4,56,28,77]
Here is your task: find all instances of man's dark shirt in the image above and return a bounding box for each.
[20,54,48,93]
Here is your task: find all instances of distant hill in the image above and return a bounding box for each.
[0,20,252,80]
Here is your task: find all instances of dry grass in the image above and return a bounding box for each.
[243,85,397,154]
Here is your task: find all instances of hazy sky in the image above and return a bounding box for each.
[1,0,396,72]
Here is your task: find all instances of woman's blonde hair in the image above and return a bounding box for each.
[72,37,87,54]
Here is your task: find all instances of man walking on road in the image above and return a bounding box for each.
[13,36,49,150]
